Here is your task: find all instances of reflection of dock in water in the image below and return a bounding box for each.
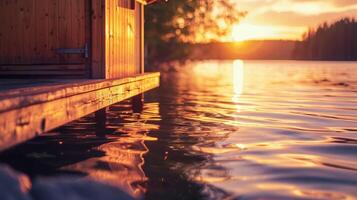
[0,0,160,151]
[0,101,160,198]
[60,102,160,198]
[61,136,149,197]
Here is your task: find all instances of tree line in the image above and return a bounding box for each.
[293,17,357,61]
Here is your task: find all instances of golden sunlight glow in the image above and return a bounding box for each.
[226,0,357,42]
[233,60,244,95]
[231,23,275,41]
[271,1,357,15]
[230,23,306,41]
[232,60,244,112]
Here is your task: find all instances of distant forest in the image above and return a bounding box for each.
[293,18,357,61]
[188,40,295,60]
[188,18,357,61]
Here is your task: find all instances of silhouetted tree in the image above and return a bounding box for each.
[144,0,245,65]
[293,17,357,61]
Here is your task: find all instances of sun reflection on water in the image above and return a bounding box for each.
[3,60,357,200]
[232,60,244,113]
[62,60,357,199]
[160,60,357,199]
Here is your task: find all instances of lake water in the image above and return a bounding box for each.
[1,60,357,200]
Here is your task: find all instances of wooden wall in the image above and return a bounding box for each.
[0,0,144,79]
[0,0,89,77]
[104,0,142,79]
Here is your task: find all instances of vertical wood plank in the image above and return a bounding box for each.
[8,0,16,64]
[108,0,112,78]
[65,0,71,61]
[113,0,117,78]
[141,4,144,73]
[134,2,140,74]
[0,0,5,64]
[71,0,81,62]
[131,7,135,75]
[41,0,50,63]
[112,0,115,78]
[105,0,109,78]
[128,4,130,77]
[33,0,40,62]
[109,0,112,78]
[78,0,84,49]
[69,0,75,61]
[119,4,123,78]
[124,0,127,78]
[58,0,65,63]
[91,0,106,78]
[84,0,90,77]
[22,0,33,63]
[17,0,25,63]
[48,0,58,63]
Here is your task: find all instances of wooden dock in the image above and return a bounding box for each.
[0,0,160,150]
[0,72,160,151]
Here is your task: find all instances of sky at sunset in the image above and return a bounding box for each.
[230,0,357,41]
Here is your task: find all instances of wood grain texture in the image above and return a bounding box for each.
[0,65,86,71]
[0,72,160,151]
[0,0,147,79]
[91,0,106,78]
[0,0,88,76]
[104,0,138,79]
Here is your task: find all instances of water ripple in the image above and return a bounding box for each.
[1,60,357,200]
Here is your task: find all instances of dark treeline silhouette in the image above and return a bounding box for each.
[293,17,357,61]
[188,40,295,60]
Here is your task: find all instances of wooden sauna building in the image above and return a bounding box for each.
[0,0,160,150]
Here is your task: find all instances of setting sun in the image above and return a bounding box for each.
[231,23,276,41]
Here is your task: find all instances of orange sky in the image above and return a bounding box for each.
[229,0,357,41]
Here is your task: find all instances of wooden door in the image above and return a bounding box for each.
[104,0,137,79]
[0,0,90,76]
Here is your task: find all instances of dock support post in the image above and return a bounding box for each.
[95,107,107,137]
[132,94,144,113]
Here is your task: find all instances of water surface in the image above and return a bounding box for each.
[1,60,357,200]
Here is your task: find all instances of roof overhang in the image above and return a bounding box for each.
[146,0,158,4]
[136,0,157,5]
